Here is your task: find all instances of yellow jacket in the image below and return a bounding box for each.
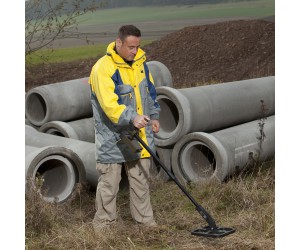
[89,42,160,163]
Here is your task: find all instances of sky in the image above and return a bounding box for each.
[1,0,299,249]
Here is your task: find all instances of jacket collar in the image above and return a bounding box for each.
[106,42,146,67]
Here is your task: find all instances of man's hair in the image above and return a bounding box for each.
[118,25,141,41]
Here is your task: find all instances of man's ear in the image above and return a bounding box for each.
[116,38,122,49]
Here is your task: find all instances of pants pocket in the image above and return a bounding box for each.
[96,163,110,175]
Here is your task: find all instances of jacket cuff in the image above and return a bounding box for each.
[118,107,138,126]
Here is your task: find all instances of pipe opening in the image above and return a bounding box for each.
[157,98,179,138]
[180,142,216,181]
[34,155,76,202]
[44,128,65,137]
[26,93,47,123]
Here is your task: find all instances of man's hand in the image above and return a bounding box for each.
[132,115,150,129]
[151,119,160,133]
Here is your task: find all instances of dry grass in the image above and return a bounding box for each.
[25,160,275,249]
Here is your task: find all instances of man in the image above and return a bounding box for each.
[89,25,161,231]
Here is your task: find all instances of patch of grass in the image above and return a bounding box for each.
[26,40,153,65]
[26,160,275,249]
[26,44,105,65]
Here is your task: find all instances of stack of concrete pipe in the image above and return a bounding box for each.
[25,61,173,202]
[153,76,275,183]
[25,60,275,202]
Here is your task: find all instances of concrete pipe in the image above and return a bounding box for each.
[146,61,173,87]
[25,145,86,203]
[39,117,95,143]
[171,116,275,185]
[25,77,92,126]
[25,125,98,188]
[155,76,275,146]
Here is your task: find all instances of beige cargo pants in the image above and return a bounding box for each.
[93,158,156,230]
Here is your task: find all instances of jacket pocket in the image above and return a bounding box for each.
[118,84,134,107]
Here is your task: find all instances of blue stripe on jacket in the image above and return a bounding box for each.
[111,69,124,105]
[144,62,160,108]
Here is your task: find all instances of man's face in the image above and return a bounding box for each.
[116,35,141,61]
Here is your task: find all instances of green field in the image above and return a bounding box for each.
[26,0,275,65]
[27,40,152,65]
[77,0,274,26]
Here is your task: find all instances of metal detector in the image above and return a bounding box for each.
[125,122,236,238]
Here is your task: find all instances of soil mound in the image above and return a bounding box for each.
[25,19,275,90]
[143,19,275,88]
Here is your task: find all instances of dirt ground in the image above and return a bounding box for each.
[25,17,275,91]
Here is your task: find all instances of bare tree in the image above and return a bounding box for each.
[25,0,103,61]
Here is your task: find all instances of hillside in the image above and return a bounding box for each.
[25,18,275,90]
